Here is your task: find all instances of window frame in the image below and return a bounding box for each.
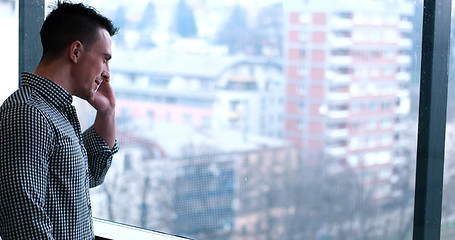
[18,0,43,86]
[17,0,452,239]
[412,0,452,239]
[93,218,190,240]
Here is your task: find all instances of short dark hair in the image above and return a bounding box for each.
[40,1,119,60]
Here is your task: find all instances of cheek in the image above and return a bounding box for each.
[98,62,106,74]
[89,64,103,78]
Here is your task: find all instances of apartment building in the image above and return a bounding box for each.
[283,0,414,199]
[107,49,285,139]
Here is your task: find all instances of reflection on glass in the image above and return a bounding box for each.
[442,2,455,239]
[44,0,421,239]
[0,0,18,103]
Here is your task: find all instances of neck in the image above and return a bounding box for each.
[34,59,73,95]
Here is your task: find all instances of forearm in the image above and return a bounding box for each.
[93,109,116,149]
[83,124,118,187]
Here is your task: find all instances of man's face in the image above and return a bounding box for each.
[73,28,112,100]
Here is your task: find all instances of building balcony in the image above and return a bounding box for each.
[396,72,411,81]
[325,146,347,156]
[330,18,353,29]
[391,155,408,165]
[397,55,411,64]
[395,104,411,115]
[328,36,352,47]
[326,128,349,138]
[394,139,413,150]
[394,122,409,131]
[398,38,412,47]
[326,110,349,119]
[328,56,353,64]
[399,21,413,31]
[228,111,242,120]
[397,89,410,98]
[326,71,351,83]
[327,92,350,102]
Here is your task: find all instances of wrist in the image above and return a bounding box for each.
[97,107,115,117]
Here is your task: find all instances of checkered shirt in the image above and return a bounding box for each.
[0,72,119,239]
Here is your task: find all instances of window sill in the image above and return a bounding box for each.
[94,218,190,240]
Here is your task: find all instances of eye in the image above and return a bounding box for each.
[103,55,111,64]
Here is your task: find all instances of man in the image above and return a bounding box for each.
[0,1,119,239]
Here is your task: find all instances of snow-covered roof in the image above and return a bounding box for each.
[121,121,292,159]
[110,50,241,78]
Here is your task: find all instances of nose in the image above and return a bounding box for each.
[101,64,110,81]
[101,60,110,81]
[101,70,110,81]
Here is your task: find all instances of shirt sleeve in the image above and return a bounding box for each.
[0,104,55,239]
[82,125,119,188]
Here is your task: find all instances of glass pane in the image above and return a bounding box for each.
[442,1,455,238]
[44,0,421,239]
[0,0,18,104]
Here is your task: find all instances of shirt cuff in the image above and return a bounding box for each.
[83,125,119,155]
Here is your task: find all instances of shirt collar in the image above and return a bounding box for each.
[20,72,73,109]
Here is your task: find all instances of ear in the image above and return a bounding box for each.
[69,41,83,63]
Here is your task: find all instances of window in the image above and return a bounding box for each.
[298,30,308,42]
[0,0,18,103]
[299,12,310,24]
[10,0,455,239]
[442,1,455,237]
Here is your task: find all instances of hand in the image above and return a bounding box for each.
[88,77,116,149]
[88,78,116,115]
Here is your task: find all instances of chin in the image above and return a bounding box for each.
[80,91,94,100]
